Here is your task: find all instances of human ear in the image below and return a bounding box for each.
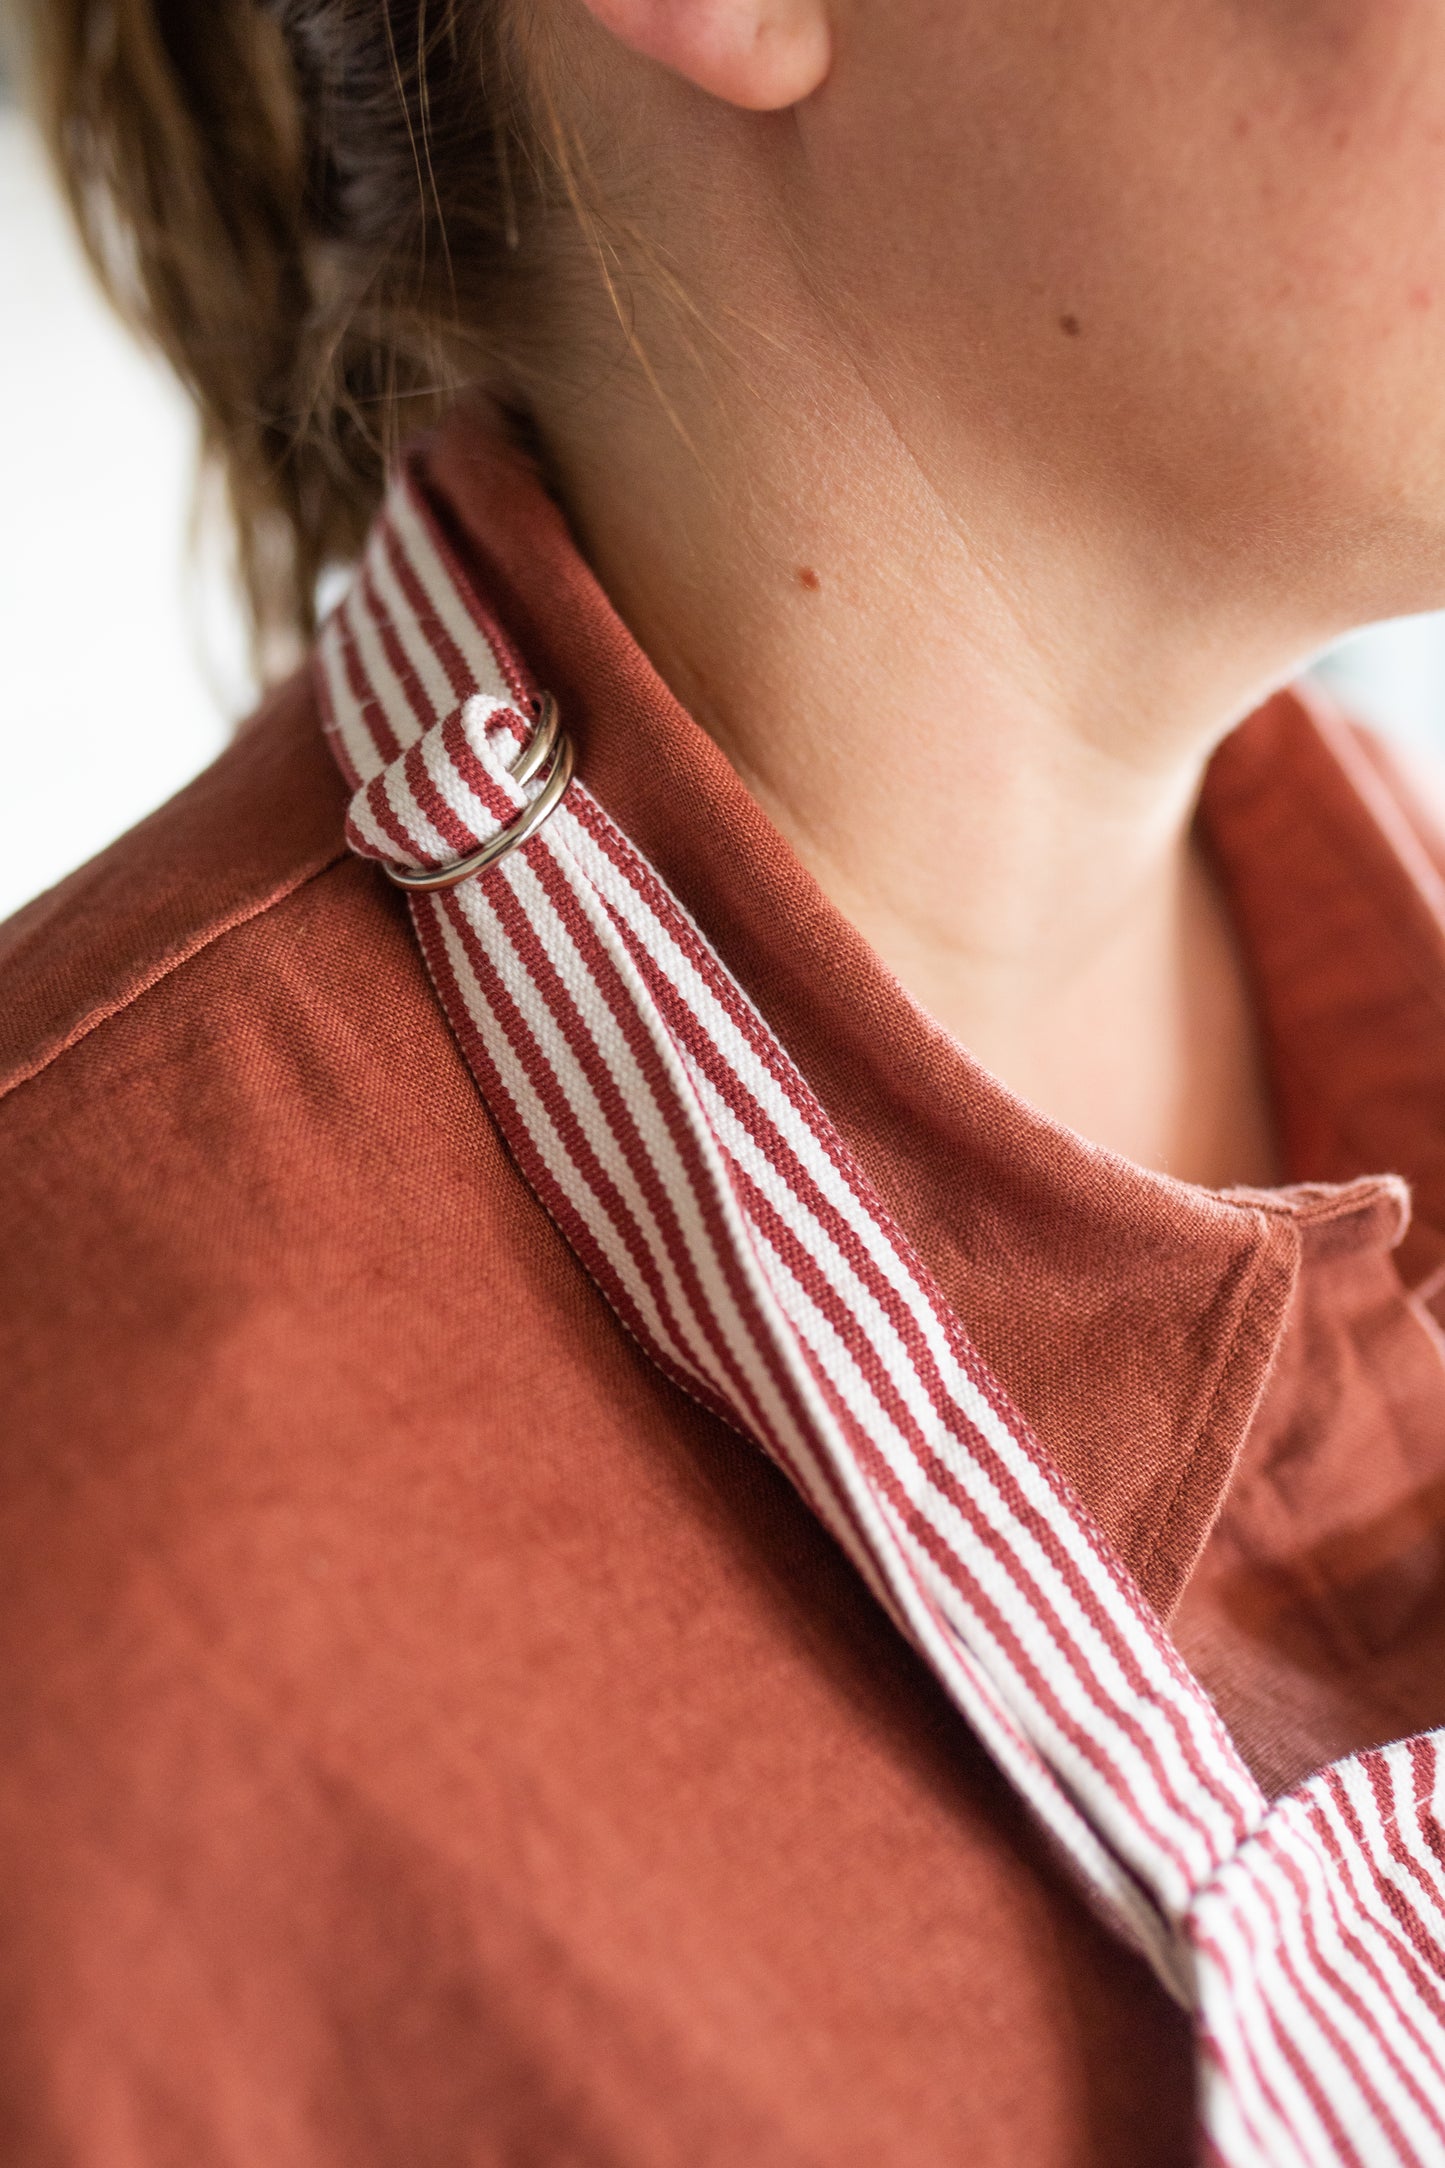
[569,0,831,111]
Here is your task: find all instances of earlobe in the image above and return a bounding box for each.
[574,0,832,113]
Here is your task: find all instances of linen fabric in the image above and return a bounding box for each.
[5,405,1445,2163]
[320,456,1445,2164]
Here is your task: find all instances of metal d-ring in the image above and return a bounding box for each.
[383,693,575,894]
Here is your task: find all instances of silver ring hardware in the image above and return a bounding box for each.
[383,693,575,894]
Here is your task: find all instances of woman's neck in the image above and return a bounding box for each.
[534,293,1310,1188]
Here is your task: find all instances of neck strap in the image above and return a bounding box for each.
[317,458,1445,2166]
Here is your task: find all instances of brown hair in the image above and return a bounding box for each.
[16,0,552,664]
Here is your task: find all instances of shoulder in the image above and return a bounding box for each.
[0,663,518,1293]
[0,657,552,1513]
[0,668,349,1099]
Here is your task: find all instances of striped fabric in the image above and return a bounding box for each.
[317,460,1445,2165]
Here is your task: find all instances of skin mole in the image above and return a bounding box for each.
[1058,313,1082,337]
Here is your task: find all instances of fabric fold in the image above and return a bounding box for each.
[317,455,1445,2167]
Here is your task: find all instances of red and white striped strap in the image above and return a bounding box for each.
[317,461,1445,2166]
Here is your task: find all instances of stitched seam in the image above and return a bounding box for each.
[0,848,350,1105]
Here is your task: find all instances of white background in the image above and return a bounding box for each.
[0,107,250,924]
[5,103,1445,923]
